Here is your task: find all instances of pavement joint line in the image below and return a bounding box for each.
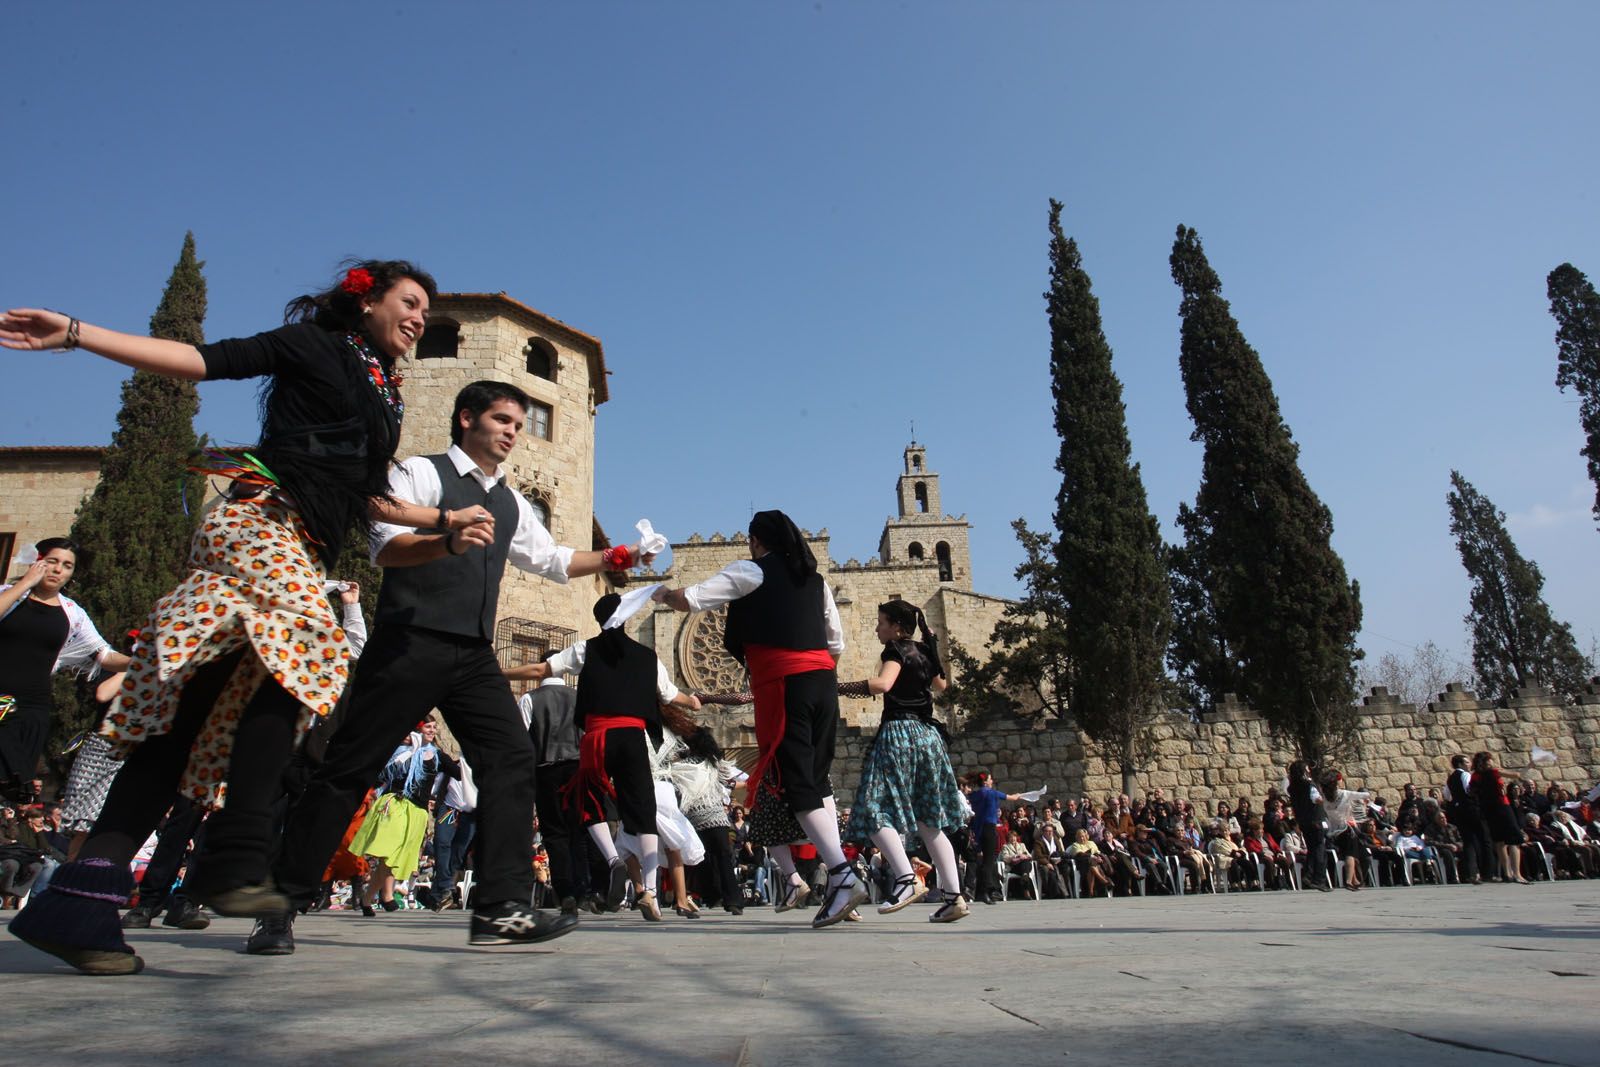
[982,1000,1044,1028]
[1391,1029,1581,1067]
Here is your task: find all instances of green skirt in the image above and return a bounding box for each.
[348,792,430,880]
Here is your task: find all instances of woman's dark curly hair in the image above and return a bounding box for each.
[283,259,438,332]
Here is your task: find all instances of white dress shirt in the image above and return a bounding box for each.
[367,444,575,581]
[544,638,681,703]
[681,558,845,657]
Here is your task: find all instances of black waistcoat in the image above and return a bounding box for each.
[375,453,519,640]
[722,552,827,664]
[575,631,663,733]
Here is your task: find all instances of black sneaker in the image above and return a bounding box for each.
[579,894,604,915]
[469,901,579,946]
[162,898,212,930]
[245,913,295,956]
[559,896,580,916]
[120,904,158,929]
[605,862,630,912]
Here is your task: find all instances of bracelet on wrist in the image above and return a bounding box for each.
[437,506,449,532]
[62,318,82,351]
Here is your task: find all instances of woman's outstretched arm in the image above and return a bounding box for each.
[0,309,206,379]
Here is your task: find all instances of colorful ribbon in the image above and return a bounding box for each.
[0,694,15,725]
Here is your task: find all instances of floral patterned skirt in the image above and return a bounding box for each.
[101,495,350,809]
[845,719,968,843]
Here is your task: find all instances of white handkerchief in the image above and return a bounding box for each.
[1015,785,1049,803]
[605,583,663,630]
[635,519,668,557]
[14,544,38,567]
[1531,746,1558,767]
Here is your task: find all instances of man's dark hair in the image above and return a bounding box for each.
[450,380,533,445]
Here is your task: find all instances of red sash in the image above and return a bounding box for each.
[744,644,835,811]
[561,715,646,821]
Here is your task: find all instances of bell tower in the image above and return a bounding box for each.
[877,442,971,586]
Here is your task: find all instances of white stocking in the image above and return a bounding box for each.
[638,832,660,893]
[769,843,799,881]
[870,826,914,880]
[918,822,961,896]
[795,807,849,871]
[587,823,619,866]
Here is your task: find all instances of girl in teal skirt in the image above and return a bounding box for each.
[843,600,970,924]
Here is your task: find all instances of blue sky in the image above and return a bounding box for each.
[4,3,1599,676]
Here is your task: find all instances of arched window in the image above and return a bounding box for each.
[914,481,928,513]
[912,454,922,470]
[417,318,460,359]
[936,542,953,582]
[907,542,925,561]
[528,493,551,530]
[525,337,558,382]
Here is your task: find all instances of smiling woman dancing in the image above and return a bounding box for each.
[2,261,491,975]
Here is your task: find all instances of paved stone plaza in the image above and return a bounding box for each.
[3,881,1597,1066]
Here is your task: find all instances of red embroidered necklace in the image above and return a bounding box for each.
[346,332,405,418]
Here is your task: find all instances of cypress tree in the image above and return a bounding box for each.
[50,234,208,771]
[1047,200,1171,793]
[1166,501,1242,715]
[1548,263,1600,524]
[1169,225,1363,766]
[1446,470,1590,702]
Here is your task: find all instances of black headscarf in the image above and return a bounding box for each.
[748,509,816,586]
[589,593,627,665]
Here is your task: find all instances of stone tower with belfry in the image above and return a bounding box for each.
[876,440,972,586]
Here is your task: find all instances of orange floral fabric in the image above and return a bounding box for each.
[102,495,350,809]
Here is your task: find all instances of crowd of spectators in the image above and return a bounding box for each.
[903,765,1600,903]
[8,756,1599,916]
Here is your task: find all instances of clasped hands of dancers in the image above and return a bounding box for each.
[0,258,968,978]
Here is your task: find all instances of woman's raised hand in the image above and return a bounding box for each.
[16,559,53,590]
[0,309,71,351]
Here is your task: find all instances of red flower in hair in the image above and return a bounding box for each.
[341,267,375,296]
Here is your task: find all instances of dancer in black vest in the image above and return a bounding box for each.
[1444,753,1491,884]
[517,673,591,914]
[654,510,866,929]
[254,381,649,954]
[516,593,701,922]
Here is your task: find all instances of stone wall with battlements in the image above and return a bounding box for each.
[825,684,1600,812]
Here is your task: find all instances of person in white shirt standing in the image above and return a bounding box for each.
[653,510,865,929]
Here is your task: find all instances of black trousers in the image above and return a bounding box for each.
[273,625,537,909]
[1302,823,1329,886]
[85,649,303,890]
[772,669,839,813]
[137,796,208,909]
[694,824,741,907]
[1449,803,1492,881]
[974,823,1000,898]
[535,758,591,901]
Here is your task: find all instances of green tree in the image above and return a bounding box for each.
[1446,470,1590,702]
[941,520,1071,727]
[1169,225,1363,766]
[1046,201,1171,793]
[1548,262,1600,525]
[1165,500,1242,715]
[49,233,209,774]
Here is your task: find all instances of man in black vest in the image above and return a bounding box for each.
[1444,753,1491,884]
[653,510,866,929]
[516,594,703,921]
[517,671,593,914]
[251,381,646,954]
